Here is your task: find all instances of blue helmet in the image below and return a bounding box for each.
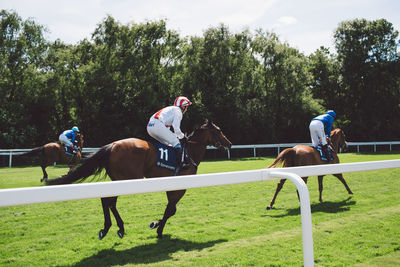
[326,110,336,119]
[72,126,80,132]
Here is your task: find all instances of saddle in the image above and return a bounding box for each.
[312,145,334,162]
[154,142,190,171]
[63,145,79,156]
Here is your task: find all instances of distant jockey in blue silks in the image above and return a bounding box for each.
[309,110,336,162]
[59,126,80,154]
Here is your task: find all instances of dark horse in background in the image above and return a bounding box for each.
[46,119,232,240]
[266,128,353,210]
[20,134,84,183]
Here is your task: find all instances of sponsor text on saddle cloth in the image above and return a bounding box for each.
[155,142,189,171]
[312,145,334,162]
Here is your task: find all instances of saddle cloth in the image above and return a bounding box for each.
[155,142,189,171]
[312,145,334,162]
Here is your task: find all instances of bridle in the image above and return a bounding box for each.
[184,123,228,167]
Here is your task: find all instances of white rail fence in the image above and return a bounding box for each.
[1,141,400,167]
[1,159,400,267]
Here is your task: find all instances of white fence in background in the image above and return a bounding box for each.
[1,141,400,167]
[1,159,400,267]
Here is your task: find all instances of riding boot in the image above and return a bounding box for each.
[174,145,183,176]
[322,144,331,162]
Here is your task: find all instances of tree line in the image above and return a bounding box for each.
[1,9,399,148]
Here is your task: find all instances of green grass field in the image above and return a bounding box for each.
[0,153,399,266]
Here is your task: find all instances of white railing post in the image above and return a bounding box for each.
[269,171,314,267]
[9,151,13,168]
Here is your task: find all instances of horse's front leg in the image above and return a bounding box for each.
[150,190,186,238]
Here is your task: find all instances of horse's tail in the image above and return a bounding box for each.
[20,147,44,157]
[46,143,113,185]
[267,148,295,168]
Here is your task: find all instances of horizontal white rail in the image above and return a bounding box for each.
[2,141,400,167]
[1,160,399,267]
[1,159,399,207]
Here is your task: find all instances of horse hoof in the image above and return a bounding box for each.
[149,221,159,229]
[98,229,107,240]
[266,206,271,210]
[117,229,124,239]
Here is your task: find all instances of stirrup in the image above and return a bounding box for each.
[173,166,181,176]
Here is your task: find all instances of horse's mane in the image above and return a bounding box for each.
[331,128,343,136]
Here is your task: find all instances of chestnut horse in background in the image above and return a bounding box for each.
[21,134,84,183]
[46,119,232,240]
[266,128,353,210]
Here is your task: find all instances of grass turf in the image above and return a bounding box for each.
[0,152,399,266]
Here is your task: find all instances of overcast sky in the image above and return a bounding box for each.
[2,0,400,55]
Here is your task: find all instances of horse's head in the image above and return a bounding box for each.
[189,119,232,150]
[330,128,347,152]
[75,133,84,150]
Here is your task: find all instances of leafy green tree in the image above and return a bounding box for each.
[0,10,48,147]
[251,30,317,142]
[334,18,400,140]
[77,16,184,145]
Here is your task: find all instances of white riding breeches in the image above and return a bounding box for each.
[147,118,180,147]
[309,120,327,147]
[59,134,73,147]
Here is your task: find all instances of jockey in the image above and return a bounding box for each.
[59,126,80,153]
[147,96,192,175]
[309,110,336,162]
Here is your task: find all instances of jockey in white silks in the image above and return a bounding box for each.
[147,96,192,175]
[309,110,336,162]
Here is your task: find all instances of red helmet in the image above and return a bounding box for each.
[174,96,192,107]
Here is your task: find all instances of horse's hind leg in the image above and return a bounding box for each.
[40,165,48,183]
[109,197,125,238]
[333,173,353,195]
[266,179,286,210]
[296,177,309,201]
[99,197,113,240]
[318,176,324,202]
[150,190,186,239]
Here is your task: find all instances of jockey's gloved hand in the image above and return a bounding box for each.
[180,135,188,144]
[327,137,333,146]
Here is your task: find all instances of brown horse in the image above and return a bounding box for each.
[266,128,353,210]
[46,119,232,240]
[21,134,84,183]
